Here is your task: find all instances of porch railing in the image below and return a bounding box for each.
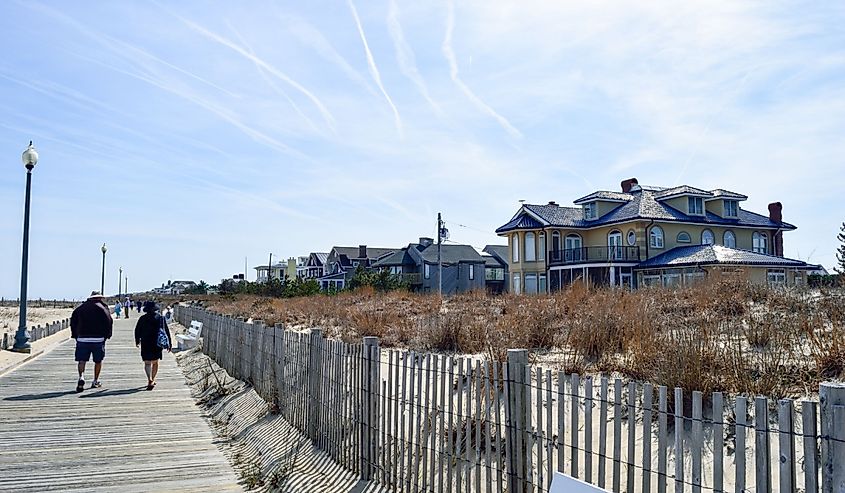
[548,246,640,266]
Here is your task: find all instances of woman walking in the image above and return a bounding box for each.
[114,300,122,319]
[134,301,171,390]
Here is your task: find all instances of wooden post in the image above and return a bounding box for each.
[820,382,845,493]
[361,336,379,481]
[506,349,528,493]
[777,399,796,493]
[307,328,323,442]
[754,396,771,493]
[802,400,819,493]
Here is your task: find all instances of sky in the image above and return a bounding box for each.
[0,1,843,300]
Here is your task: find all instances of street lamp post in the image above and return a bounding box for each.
[13,142,38,353]
[100,244,107,295]
[118,267,123,298]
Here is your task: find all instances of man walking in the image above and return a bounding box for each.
[70,291,113,392]
[124,296,131,319]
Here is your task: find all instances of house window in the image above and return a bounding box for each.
[701,229,715,245]
[565,234,582,261]
[538,233,546,261]
[627,230,637,246]
[424,264,431,279]
[525,274,538,294]
[608,230,623,259]
[469,264,475,280]
[486,268,504,281]
[512,234,520,262]
[390,266,402,275]
[539,274,547,293]
[724,200,738,217]
[753,232,768,254]
[552,231,561,253]
[649,226,664,249]
[688,196,704,215]
[525,232,536,262]
[677,231,692,243]
[723,230,736,248]
[767,269,786,285]
[513,274,521,294]
[583,202,597,220]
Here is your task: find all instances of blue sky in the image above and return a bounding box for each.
[0,1,843,299]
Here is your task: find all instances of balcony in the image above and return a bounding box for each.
[548,246,640,266]
[400,273,422,284]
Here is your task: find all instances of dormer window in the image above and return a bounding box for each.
[724,200,738,217]
[583,202,597,220]
[688,196,704,215]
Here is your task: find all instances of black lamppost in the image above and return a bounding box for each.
[100,244,107,295]
[118,266,123,298]
[13,142,38,353]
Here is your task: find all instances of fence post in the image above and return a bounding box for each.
[506,349,528,493]
[307,328,323,443]
[361,336,380,481]
[820,381,845,493]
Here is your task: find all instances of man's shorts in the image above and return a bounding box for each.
[75,342,105,363]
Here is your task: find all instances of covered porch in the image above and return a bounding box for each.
[548,263,637,291]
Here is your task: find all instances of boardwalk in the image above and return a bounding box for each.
[0,315,241,492]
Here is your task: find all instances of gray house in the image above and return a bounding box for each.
[482,245,509,294]
[372,238,486,294]
[318,245,398,290]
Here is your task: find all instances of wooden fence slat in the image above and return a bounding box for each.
[692,391,703,493]
[801,400,818,493]
[613,378,622,493]
[713,392,724,493]
[736,396,747,493]
[412,353,425,492]
[440,355,449,493]
[585,376,593,485]
[599,376,609,490]
[429,354,440,493]
[571,373,580,478]
[537,367,544,490]
[495,361,505,493]
[642,383,653,493]
[475,360,482,493]
[755,396,771,493]
[523,366,533,491]
[778,399,796,493]
[674,387,684,493]
[627,382,637,493]
[400,352,410,488]
[558,371,566,476]
[485,361,494,493]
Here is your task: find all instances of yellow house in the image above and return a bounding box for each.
[495,178,818,292]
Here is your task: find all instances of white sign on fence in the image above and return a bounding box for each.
[549,472,609,493]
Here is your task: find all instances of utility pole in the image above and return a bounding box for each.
[437,213,442,297]
[268,252,273,283]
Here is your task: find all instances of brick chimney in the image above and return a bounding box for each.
[621,178,639,193]
[768,202,784,256]
[547,201,558,206]
[359,245,368,259]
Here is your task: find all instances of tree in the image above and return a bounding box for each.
[836,221,845,276]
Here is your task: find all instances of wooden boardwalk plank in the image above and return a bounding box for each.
[0,316,241,492]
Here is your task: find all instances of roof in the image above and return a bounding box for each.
[635,245,816,269]
[482,254,506,268]
[709,189,748,200]
[371,248,415,267]
[253,262,287,270]
[482,245,509,262]
[418,244,485,264]
[332,246,398,260]
[496,186,796,233]
[310,252,329,265]
[573,191,634,204]
[653,185,712,200]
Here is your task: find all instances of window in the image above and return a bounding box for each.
[767,269,786,285]
[513,274,521,294]
[724,200,738,217]
[469,264,475,280]
[525,274,538,294]
[525,232,536,261]
[424,264,431,279]
[649,226,664,249]
[688,196,704,215]
[677,231,692,243]
[552,231,561,254]
[390,266,402,275]
[539,274,547,293]
[486,268,504,281]
[701,229,715,245]
[753,232,768,254]
[583,202,597,220]
[538,233,546,261]
[723,230,736,248]
[608,231,623,259]
[627,230,637,246]
[512,234,520,262]
[565,234,582,261]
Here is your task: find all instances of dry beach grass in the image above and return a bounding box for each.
[192,279,845,400]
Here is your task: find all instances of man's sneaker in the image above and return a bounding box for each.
[76,379,85,393]
[91,380,102,389]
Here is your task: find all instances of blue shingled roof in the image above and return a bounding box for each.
[495,187,796,234]
[635,245,814,269]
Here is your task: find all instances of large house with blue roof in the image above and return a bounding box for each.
[495,178,818,292]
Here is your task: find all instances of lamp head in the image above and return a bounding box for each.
[21,141,38,170]
[101,243,107,254]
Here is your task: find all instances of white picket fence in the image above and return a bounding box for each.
[175,305,845,492]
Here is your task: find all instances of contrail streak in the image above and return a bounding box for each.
[348,0,404,137]
[442,0,522,139]
[387,0,442,117]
